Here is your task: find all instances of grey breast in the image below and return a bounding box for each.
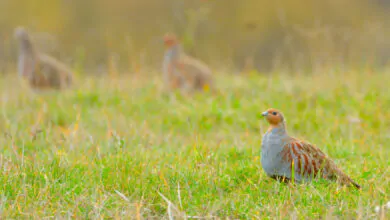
[261,128,291,178]
[162,45,182,79]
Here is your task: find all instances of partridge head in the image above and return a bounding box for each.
[262,108,286,130]
[260,108,361,189]
[163,33,179,48]
[14,27,28,40]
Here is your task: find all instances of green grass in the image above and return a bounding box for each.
[0,71,389,218]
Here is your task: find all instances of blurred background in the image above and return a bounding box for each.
[0,0,389,75]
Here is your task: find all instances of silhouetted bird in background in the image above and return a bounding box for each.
[162,33,213,92]
[14,27,73,90]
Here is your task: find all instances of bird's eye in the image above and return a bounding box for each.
[272,112,277,115]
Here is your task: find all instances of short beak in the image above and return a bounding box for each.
[261,111,268,116]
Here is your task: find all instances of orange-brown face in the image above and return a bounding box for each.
[163,33,178,47]
[262,108,284,125]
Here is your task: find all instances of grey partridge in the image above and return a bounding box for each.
[261,108,361,189]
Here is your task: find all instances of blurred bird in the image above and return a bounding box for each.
[162,33,213,92]
[14,27,73,90]
[260,108,361,189]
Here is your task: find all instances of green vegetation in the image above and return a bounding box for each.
[0,71,388,218]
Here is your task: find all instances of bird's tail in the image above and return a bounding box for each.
[348,178,361,190]
[337,169,361,189]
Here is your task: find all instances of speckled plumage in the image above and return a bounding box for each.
[261,108,361,189]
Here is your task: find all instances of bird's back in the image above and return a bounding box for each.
[179,55,212,78]
[276,136,360,188]
[38,53,73,88]
[280,138,330,182]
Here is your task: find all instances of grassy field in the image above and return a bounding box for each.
[0,70,389,219]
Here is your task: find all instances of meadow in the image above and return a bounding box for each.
[0,70,388,219]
